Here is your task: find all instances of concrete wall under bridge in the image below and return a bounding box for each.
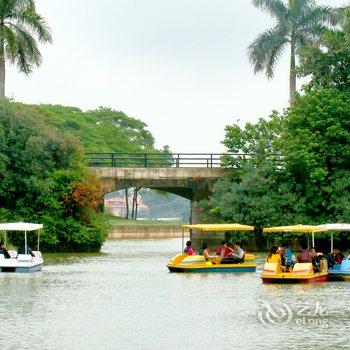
[90,166,228,245]
[91,167,226,200]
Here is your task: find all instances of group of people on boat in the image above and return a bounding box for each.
[327,248,345,268]
[184,240,245,264]
[0,241,35,258]
[266,243,347,272]
[266,244,296,271]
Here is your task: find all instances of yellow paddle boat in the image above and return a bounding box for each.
[261,225,328,283]
[167,223,256,273]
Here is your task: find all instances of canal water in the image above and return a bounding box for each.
[1,238,350,350]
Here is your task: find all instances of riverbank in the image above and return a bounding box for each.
[109,224,187,238]
[108,216,188,238]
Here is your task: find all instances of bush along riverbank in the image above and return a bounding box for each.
[0,100,110,252]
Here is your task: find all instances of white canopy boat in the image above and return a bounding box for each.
[0,222,44,273]
[317,223,350,281]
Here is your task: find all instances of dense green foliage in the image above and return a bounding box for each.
[30,104,157,153]
[297,29,350,91]
[0,99,168,251]
[205,24,350,251]
[0,100,108,252]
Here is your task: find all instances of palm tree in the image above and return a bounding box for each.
[248,0,333,104]
[0,0,52,97]
[333,6,350,35]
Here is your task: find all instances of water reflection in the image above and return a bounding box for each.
[0,238,349,350]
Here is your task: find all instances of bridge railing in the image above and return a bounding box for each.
[87,152,253,168]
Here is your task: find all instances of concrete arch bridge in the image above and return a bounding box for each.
[88,152,250,232]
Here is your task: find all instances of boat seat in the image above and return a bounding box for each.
[181,255,206,264]
[32,251,41,259]
[340,260,350,272]
[293,263,313,274]
[17,254,33,262]
[0,254,5,260]
[244,253,255,261]
[8,250,17,259]
[263,262,281,274]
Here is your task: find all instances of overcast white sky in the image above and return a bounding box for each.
[6,0,348,153]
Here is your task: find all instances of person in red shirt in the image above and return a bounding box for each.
[184,240,195,255]
[297,244,311,263]
[215,241,233,259]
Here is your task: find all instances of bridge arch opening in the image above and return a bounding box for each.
[104,188,191,223]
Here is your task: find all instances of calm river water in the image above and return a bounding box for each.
[1,238,350,350]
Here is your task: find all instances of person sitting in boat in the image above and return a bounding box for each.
[266,246,281,264]
[297,244,311,263]
[229,243,245,263]
[278,245,286,265]
[215,241,233,259]
[331,249,344,265]
[184,241,195,255]
[202,243,216,260]
[309,247,325,272]
[0,241,11,259]
[17,245,35,257]
[281,243,294,271]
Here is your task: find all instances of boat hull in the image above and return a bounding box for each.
[328,260,350,281]
[0,252,43,273]
[167,264,256,273]
[261,261,328,284]
[167,253,256,273]
[261,274,328,284]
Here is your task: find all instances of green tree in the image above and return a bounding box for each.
[205,87,350,250]
[0,99,108,252]
[222,111,284,168]
[0,0,52,96]
[297,29,350,91]
[248,0,333,104]
[280,88,350,220]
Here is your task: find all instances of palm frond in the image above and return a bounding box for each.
[6,22,42,74]
[0,25,17,55]
[331,6,350,34]
[252,0,288,21]
[297,5,333,28]
[1,0,34,19]
[13,9,52,43]
[248,25,288,78]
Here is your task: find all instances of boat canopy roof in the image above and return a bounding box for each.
[0,222,43,231]
[263,224,326,234]
[318,223,350,231]
[181,223,254,232]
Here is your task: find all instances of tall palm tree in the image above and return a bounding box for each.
[0,0,52,97]
[248,0,333,104]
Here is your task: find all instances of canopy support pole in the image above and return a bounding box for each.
[181,228,184,253]
[37,231,40,252]
[25,230,27,255]
[312,232,315,247]
[4,231,7,246]
[331,232,334,253]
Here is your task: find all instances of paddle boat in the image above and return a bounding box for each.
[0,222,44,273]
[166,223,256,273]
[318,223,350,281]
[261,225,328,283]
